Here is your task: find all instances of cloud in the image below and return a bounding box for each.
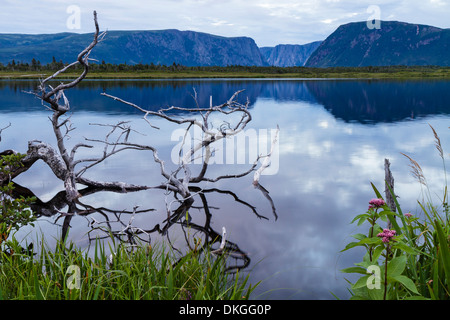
[0,0,449,46]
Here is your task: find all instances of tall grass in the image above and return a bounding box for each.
[0,235,258,300]
[397,126,450,299]
[342,124,450,299]
[378,125,450,299]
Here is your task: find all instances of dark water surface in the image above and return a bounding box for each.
[1,78,450,299]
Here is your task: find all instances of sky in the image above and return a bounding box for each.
[0,0,449,47]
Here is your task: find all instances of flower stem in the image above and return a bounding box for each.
[383,245,390,300]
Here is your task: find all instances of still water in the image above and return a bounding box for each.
[1,78,450,299]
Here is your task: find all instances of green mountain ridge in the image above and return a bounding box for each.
[1,20,449,68]
[305,20,450,67]
[0,29,268,67]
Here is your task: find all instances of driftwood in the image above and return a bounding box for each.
[101,89,279,219]
[0,12,150,200]
[1,11,278,209]
[10,181,251,272]
[0,12,278,272]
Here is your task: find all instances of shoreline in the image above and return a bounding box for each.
[1,69,450,80]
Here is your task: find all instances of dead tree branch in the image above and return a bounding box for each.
[101,89,279,223]
[1,12,150,199]
[0,123,11,143]
[29,10,103,201]
[102,91,253,192]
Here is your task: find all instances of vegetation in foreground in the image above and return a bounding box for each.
[0,60,450,79]
[342,125,450,300]
[0,235,257,300]
[0,154,257,300]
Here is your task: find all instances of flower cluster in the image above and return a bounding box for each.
[377,228,396,243]
[368,198,385,210]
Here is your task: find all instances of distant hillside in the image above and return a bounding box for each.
[3,21,448,68]
[306,21,450,67]
[0,29,268,67]
[260,41,322,67]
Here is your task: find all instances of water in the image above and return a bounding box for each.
[1,78,450,299]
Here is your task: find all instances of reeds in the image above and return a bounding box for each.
[401,152,427,186]
[344,124,450,300]
[0,235,258,300]
[397,124,450,299]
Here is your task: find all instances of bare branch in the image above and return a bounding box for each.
[0,122,11,143]
[40,11,103,104]
[4,12,151,198]
[101,90,270,212]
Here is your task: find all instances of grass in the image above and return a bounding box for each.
[1,66,450,80]
[343,124,450,300]
[398,127,450,299]
[0,234,258,300]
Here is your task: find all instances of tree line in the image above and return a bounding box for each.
[0,57,447,74]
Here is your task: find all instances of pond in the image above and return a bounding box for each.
[1,78,450,299]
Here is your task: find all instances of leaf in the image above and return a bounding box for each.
[386,255,406,277]
[349,284,370,300]
[389,275,419,295]
[167,267,174,299]
[392,241,419,255]
[368,285,385,300]
[93,282,102,300]
[379,210,396,217]
[371,245,385,263]
[34,272,45,300]
[359,237,382,245]
[355,260,375,269]
[371,182,383,199]
[340,237,380,252]
[341,267,368,275]
[356,216,367,226]
[351,214,369,224]
[351,275,371,290]
[351,233,367,241]
[403,295,429,300]
[434,219,450,291]
[340,241,362,252]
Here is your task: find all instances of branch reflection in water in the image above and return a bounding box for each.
[10,180,277,274]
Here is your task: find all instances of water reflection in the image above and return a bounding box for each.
[305,80,450,124]
[10,181,255,273]
[2,79,450,300]
[2,79,449,122]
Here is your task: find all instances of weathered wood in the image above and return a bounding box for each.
[384,158,396,229]
[0,13,149,199]
[0,142,149,193]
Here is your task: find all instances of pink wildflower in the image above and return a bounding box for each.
[369,198,386,208]
[377,228,396,244]
[405,212,412,218]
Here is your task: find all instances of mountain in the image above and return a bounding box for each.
[305,21,450,67]
[260,41,322,67]
[0,29,268,67]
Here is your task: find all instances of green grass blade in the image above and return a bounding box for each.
[34,272,44,300]
[434,219,450,291]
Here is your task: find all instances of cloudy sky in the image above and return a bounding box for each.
[1,0,449,47]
